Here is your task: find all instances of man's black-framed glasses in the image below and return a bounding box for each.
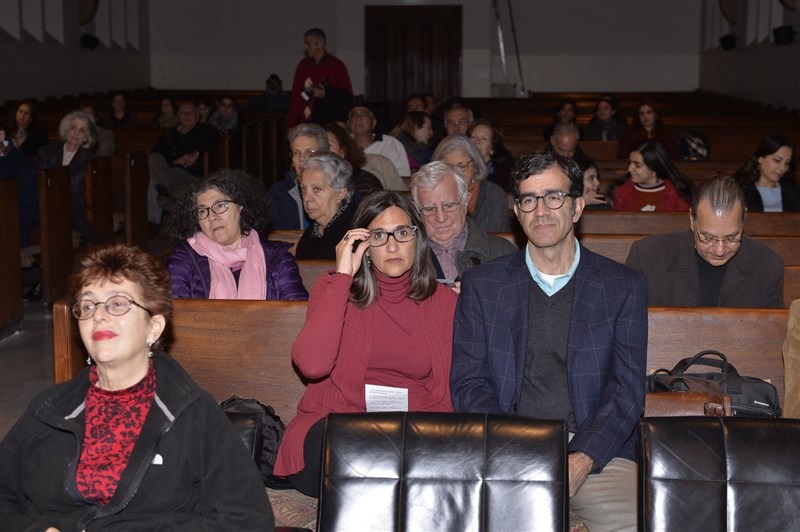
[194,200,235,220]
[368,225,418,247]
[515,191,576,213]
[72,295,153,320]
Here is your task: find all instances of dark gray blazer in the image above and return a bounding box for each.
[625,230,784,308]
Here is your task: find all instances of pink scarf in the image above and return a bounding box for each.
[187,230,267,299]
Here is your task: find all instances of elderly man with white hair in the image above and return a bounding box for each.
[410,161,516,285]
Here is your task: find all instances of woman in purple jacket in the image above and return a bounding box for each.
[166,169,308,300]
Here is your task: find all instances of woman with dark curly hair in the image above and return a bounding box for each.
[733,134,798,212]
[610,139,693,211]
[324,122,383,199]
[166,168,307,300]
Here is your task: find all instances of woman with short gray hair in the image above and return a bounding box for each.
[37,110,100,244]
[433,135,512,232]
[295,151,356,259]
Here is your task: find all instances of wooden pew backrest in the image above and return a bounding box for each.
[53,299,309,423]
[578,211,800,237]
[53,299,789,422]
[647,307,787,406]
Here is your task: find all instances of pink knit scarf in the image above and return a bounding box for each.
[187,230,267,299]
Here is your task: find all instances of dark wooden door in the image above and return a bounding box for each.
[365,5,462,116]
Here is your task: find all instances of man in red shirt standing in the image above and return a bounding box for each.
[288,28,353,127]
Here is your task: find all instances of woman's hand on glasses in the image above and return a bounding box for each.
[336,228,371,277]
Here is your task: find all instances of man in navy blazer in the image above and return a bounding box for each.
[451,151,647,531]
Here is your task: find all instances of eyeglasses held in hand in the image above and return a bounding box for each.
[72,295,153,320]
[515,191,575,213]
[368,225,418,247]
[194,200,235,220]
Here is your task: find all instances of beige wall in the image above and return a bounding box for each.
[147,0,703,96]
[0,0,150,105]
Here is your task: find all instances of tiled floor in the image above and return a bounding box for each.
[0,301,55,440]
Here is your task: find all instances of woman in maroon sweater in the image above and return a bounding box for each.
[274,191,458,496]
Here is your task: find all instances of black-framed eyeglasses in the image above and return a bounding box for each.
[368,225,418,247]
[418,198,463,217]
[515,191,576,213]
[194,199,234,220]
[72,295,153,320]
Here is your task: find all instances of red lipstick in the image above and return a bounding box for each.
[92,331,117,341]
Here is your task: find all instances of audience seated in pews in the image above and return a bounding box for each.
[784,299,800,418]
[575,155,611,210]
[582,93,627,142]
[443,101,474,137]
[546,122,587,160]
[434,135,512,232]
[238,73,290,113]
[388,111,434,172]
[37,110,100,245]
[6,100,49,158]
[194,97,212,124]
[166,168,307,300]
[323,122,383,199]
[274,191,457,497]
[609,139,693,211]
[108,93,136,127]
[348,103,411,178]
[616,100,680,159]
[295,152,357,260]
[207,96,239,131]
[626,175,784,308]
[152,97,178,129]
[542,99,580,141]
[147,102,218,225]
[270,122,328,230]
[467,118,515,192]
[733,134,799,212]
[0,244,275,530]
[0,128,39,248]
[409,160,516,286]
[451,151,646,531]
[80,103,116,158]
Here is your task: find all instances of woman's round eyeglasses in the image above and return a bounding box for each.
[72,295,153,320]
[368,225,418,247]
[194,199,235,220]
[515,192,575,213]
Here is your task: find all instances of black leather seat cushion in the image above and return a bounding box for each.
[639,417,800,531]
[317,412,567,532]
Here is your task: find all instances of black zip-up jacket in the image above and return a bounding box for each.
[0,353,274,531]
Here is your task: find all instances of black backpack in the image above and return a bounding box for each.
[220,395,293,489]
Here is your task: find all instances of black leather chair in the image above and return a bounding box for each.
[639,417,800,531]
[316,412,568,532]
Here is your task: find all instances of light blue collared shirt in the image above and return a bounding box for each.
[524,238,581,296]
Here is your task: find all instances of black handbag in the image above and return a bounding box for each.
[220,395,292,489]
[648,350,781,417]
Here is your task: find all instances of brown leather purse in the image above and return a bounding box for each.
[645,375,732,417]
